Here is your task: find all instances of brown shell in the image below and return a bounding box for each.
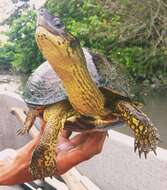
[24,48,132,106]
[23,48,100,106]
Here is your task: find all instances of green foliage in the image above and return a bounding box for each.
[1,0,167,85]
[45,0,119,51]
[0,43,14,70]
[2,10,43,73]
[45,0,167,83]
[109,47,167,80]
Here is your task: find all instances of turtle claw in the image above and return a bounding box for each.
[135,141,149,159]
[16,126,30,135]
[152,148,157,156]
[29,145,56,179]
[138,150,142,159]
[144,151,147,159]
[134,126,160,159]
[134,142,137,153]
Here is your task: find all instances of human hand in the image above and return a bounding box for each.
[56,130,107,174]
[0,129,107,185]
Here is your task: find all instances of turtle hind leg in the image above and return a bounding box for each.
[17,108,37,135]
[116,100,160,158]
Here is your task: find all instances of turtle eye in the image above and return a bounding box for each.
[52,18,63,28]
[39,8,46,16]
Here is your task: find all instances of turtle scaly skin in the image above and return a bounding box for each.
[116,101,158,157]
[36,8,159,160]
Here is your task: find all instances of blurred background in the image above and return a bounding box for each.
[0,0,166,148]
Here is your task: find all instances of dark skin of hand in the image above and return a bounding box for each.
[0,123,107,185]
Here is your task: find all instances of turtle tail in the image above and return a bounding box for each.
[116,100,160,158]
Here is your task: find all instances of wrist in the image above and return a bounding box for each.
[0,138,39,185]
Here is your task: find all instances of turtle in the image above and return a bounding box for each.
[19,9,160,179]
[19,48,123,179]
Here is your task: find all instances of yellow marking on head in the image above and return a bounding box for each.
[36,27,79,71]
[143,128,148,135]
[123,112,128,118]
[36,27,105,117]
[130,125,135,129]
[135,129,139,134]
[132,117,139,126]
[36,27,70,49]
[128,120,131,125]
[144,139,148,144]
[139,125,144,132]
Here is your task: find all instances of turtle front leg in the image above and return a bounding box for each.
[30,142,56,179]
[17,108,37,135]
[116,101,160,158]
[133,126,159,158]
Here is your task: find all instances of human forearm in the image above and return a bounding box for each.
[0,131,107,185]
[0,136,39,185]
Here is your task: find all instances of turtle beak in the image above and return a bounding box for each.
[36,8,47,27]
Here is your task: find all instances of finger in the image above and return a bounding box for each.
[55,132,107,175]
[56,142,74,153]
[96,132,107,153]
[69,132,88,146]
[85,131,107,147]
[80,132,107,156]
[57,130,72,146]
[56,131,74,153]
[40,119,46,134]
[70,131,106,147]
[81,131,107,145]
[59,130,72,139]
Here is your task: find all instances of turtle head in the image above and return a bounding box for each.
[37,9,65,36]
[36,9,83,72]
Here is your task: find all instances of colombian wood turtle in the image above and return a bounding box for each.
[19,9,160,179]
